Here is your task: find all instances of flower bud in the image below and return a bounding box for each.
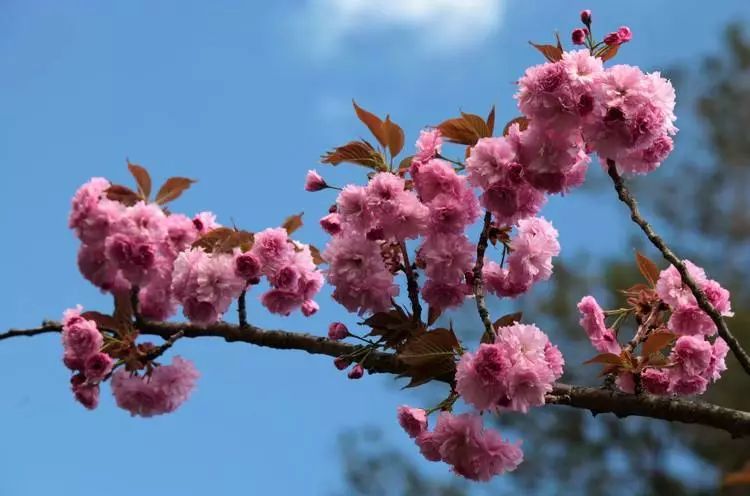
[305,170,327,192]
[580,9,592,25]
[328,322,349,341]
[301,300,319,317]
[571,28,587,45]
[348,363,365,379]
[320,213,342,235]
[333,356,350,370]
[603,31,621,46]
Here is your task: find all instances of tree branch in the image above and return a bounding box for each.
[607,160,750,376]
[473,211,495,339]
[399,241,422,323]
[4,320,749,438]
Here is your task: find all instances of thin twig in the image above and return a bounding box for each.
[607,160,750,376]
[473,211,495,340]
[399,241,422,323]
[2,320,750,437]
[238,290,248,328]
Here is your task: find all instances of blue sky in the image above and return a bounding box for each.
[1,1,748,495]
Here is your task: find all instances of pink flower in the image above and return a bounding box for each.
[416,432,443,462]
[571,28,587,45]
[192,211,220,234]
[333,356,350,370]
[668,306,717,336]
[412,159,463,203]
[419,233,474,282]
[671,335,712,377]
[324,232,398,315]
[577,296,621,354]
[251,228,295,276]
[457,323,562,413]
[617,26,632,43]
[655,261,708,309]
[412,128,443,173]
[77,242,129,293]
[397,406,428,438]
[235,252,261,281]
[328,322,349,341]
[84,352,113,382]
[426,412,523,481]
[111,356,199,417]
[604,31,621,46]
[641,368,670,395]
[62,307,103,362]
[706,337,729,382]
[69,178,126,245]
[73,382,100,410]
[365,173,428,240]
[421,279,468,311]
[320,213,342,235]
[305,169,328,192]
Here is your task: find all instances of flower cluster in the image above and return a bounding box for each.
[111,357,200,417]
[61,306,111,409]
[483,217,560,298]
[456,323,564,413]
[399,408,523,481]
[578,259,731,396]
[70,178,323,324]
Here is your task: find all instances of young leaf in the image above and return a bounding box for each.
[80,311,120,333]
[282,212,304,235]
[398,328,460,368]
[641,331,676,357]
[105,184,141,206]
[155,177,196,205]
[352,100,387,148]
[436,112,492,146]
[397,155,414,173]
[493,312,523,330]
[383,115,405,157]
[502,116,529,136]
[486,105,496,135]
[427,306,443,326]
[529,42,563,62]
[583,353,625,366]
[192,227,254,254]
[635,251,661,286]
[321,140,387,171]
[365,309,422,350]
[598,44,620,62]
[127,162,152,201]
[309,244,326,265]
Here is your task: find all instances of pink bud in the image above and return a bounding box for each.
[305,170,327,192]
[320,213,342,235]
[571,28,587,45]
[603,31,621,46]
[617,26,632,43]
[84,352,114,382]
[348,363,364,379]
[235,252,261,280]
[580,9,592,25]
[328,322,349,341]
[333,356,350,370]
[301,300,319,317]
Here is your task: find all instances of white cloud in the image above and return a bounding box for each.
[295,0,505,57]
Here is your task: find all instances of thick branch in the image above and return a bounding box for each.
[473,211,495,339]
[607,161,750,375]
[4,321,749,438]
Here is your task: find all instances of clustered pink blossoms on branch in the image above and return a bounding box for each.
[578,258,731,396]
[63,166,323,415]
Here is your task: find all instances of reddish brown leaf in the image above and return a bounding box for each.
[155,177,195,205]
[127,162,152,201]
[365,309,422,350]
[427,306,443,326]
[529,42,564,62]
[436,112,492,146]
[80,311,120,332]
[598,43,620,62]
[493,312,523,330]
[309,244,325,265]
[635,250,661,286]
[105,184,141,206]
[641,331,676,357]
[321,140,387,171]
[352,100,387,148]
[383,115,405,157]
[502,116,530,136]
[486,105,496,135]
[282,212,304,235]
[397,155,414,174]
[583,353,625,366]
[192,227,254,254]
[398,328,460,368]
